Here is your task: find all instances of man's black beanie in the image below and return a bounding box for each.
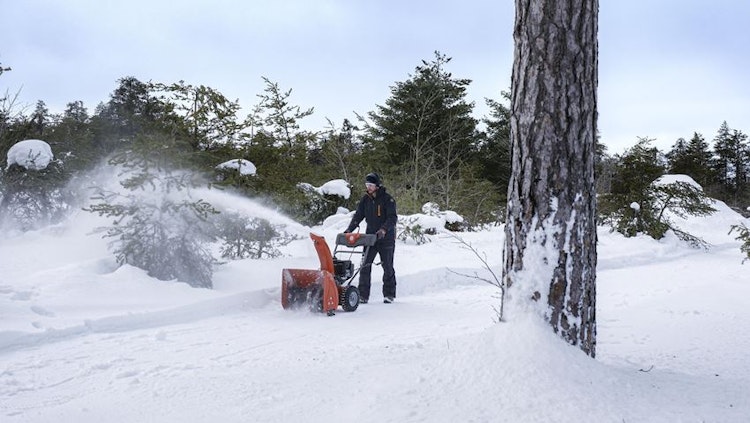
[366,173,381,186]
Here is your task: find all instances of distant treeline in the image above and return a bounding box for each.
[1,53,748,229]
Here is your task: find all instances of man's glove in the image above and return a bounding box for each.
[344,229,351,234]
[376,228,386,239]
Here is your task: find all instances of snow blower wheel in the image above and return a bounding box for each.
[340,285,360,312]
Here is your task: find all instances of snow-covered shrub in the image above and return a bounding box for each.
[216,212,298,259]
[600,175,716,246]
[421,202,467,232]
[291,179,351,226]
[0,139,70,231]
[397,216,431,245]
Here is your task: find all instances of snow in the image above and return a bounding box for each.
[422,201,464,224]
[316,178,350,199]
[299,178,351,199]
[2,188,750,422]
[5,139,54,170]
[655,173,703,189]
[215,159,256,176]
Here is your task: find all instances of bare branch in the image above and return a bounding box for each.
[444,231,505,321]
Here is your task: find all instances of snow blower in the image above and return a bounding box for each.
[281,232,376,316]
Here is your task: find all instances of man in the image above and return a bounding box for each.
[345,172,398,304]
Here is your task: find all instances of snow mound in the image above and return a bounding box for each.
[6,139,54,170]
[215,158,256,176]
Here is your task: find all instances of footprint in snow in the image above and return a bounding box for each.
[30,305,56,317]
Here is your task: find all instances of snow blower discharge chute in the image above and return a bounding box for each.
[282,232,376,316]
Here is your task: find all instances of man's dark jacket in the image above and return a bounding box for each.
[346,186,397,241]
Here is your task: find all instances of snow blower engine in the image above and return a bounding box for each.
[281,232,377,316]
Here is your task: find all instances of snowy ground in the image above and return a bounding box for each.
[1,192,749,422]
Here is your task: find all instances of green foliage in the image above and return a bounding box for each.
[217,212,298,259]
[711,121,750,204]
[729,223,750,263]
[362,51,481,214]
[397,217,432,245]
[666,132,715,192]
[150,80,250,150]
[599,138,719,244]
[93,77,173,146]
[601,169,716,245]
[86,133,219,288]
[0,159,69,231]
[477,94,511,190]
[314,118,366,182]
[254,77,315,149]
[599,138,665,230]
[291,182,350,226]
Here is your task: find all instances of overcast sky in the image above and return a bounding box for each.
[1,0,748,154]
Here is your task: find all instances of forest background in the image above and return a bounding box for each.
[2,53,749,287]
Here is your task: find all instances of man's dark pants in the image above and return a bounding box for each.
[358,239,396,300]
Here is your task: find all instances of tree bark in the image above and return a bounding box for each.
[504,0,598,357]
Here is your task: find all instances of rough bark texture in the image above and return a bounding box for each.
[504,0,598,356]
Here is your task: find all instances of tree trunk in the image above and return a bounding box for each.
[503,0,598,357]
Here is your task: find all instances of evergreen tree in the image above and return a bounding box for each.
[666,137,689,173]
[91,76,172,154]
[315,118,365,183]
[712,121,750,205]
[364,51,479,214]
[599,138,665,231]
[255,76,315,151]
[149,80,250,151]
[477,95,511,197]
[684,132,714,188]
[86,133,218,288]
[600,138,715,243]
[594,141,617,195]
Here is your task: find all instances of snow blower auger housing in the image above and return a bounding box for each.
[282,232,376,316]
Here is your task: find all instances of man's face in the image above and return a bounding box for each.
[365,182,378,194]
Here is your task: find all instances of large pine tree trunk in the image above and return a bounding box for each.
[504,0,598,356]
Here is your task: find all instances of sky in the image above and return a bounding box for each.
[1,0,749,154]
[1,169,749,421]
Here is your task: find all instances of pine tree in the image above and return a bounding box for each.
[599,138,665,237]
[86,133,218,288]
[712,121,750,205]
[364,51,479,213]
[477,95,511,193]
[685,132,714,189]
[149,80,250,151]
[504,0,598,356]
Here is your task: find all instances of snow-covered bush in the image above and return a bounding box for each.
[216,212,298,259]
[397,216,432,245]
[292,179,351,226]
[600,175,716,246]
[1,139,71,231]
[422,202,466,232]
[396,203,466,245]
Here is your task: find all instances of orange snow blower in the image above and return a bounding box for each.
[282,232,376,316]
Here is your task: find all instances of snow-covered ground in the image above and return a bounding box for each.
[1,190,749,422]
